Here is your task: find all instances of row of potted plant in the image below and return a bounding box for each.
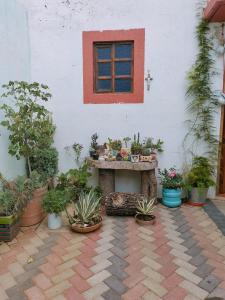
[89,132,164,162]
[0,81,60,241]
[159,156,215,208]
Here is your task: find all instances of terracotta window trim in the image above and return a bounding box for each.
[83,28,145,104]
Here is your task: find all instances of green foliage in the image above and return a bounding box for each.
[29,147,58,182]
[159,168,183,189]
[90,133,99,150]
[185,20,218,157]
[28,171,45,190]
[66,190,101,226]
[42,190,68,215]
[0,190,16,216]
[57,162,92,201]
[143,138,164,153]
[185,156,215,188]
[0,173,36,216]
[0,81,56,177]
[108,138,122,151]
[131,133,143,155]
[136,197,155,216]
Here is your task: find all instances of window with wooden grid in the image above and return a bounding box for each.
[94,42,134,93]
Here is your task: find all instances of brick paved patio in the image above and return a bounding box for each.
[0,203,225,300]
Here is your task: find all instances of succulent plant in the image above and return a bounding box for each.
[136,197,155,216]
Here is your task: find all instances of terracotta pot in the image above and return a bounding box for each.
[71,217,102,233]
[21,186,47,227]
[135,214,156,225]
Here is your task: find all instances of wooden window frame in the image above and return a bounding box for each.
[94,41,134,94]
[83,28,145,104]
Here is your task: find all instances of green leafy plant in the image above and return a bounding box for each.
[131,133,143,155]
[159,168,183,189]
[136,197,155,216]
[66,189,101,226]
[0,190,16,217]
[185,156,215,189]
[57,162,92,201]
[29,147,58,182]
[108,138,122,151]
[42,190,68,215]
[143,138,164,154]
[0,173,36,216]
[185,20,218,158]
[0,81,56,177]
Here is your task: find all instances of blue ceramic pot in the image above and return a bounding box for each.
[162,188,181,208]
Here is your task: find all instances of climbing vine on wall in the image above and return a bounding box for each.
[185,19,219,158]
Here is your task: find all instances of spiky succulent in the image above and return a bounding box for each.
[67,189,101,226]
[136,197,155,216]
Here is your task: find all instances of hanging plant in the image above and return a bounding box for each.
[185,19,219,158]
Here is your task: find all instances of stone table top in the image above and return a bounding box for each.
[88,159,158,171]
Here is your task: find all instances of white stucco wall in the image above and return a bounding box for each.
[1,0,223,194]
[0,0,30,178]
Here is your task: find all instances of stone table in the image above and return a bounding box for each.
[89,159,158,198]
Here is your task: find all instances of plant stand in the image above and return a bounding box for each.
[89,159,158,215]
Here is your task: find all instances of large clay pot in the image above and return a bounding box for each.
[21,186,47,227]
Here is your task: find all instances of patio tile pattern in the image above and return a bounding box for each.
[0,204,225,299]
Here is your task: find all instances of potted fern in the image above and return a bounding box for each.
[135,197,156,225]
[65,189,102,233]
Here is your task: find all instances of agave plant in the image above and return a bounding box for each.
[66,189,101,226]
[136,197,155,216]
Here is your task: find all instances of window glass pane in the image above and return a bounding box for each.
[115,62,131,76]
[96,47,111,59]
[98,63,111,76]
[115,44,132,59]
[115,79,132,92]
[96,79,112,91]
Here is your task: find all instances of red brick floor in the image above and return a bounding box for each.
[0,204,225,299]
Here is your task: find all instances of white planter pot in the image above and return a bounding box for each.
[48,213,62,229]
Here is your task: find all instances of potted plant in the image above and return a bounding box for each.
[89,133,99,160]
[135,197,156,225]
[159,168,183,208]
[141,138,164,161]
[0,174,31,241]
[65,189,102,233]
[0,81,56,226]
[20,171,46,226]
[131,133,143,162]
[108,138,122,158]
[42,190,68,229]
[185,156,215,206]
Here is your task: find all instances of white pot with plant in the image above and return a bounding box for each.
[42,190,68,229]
